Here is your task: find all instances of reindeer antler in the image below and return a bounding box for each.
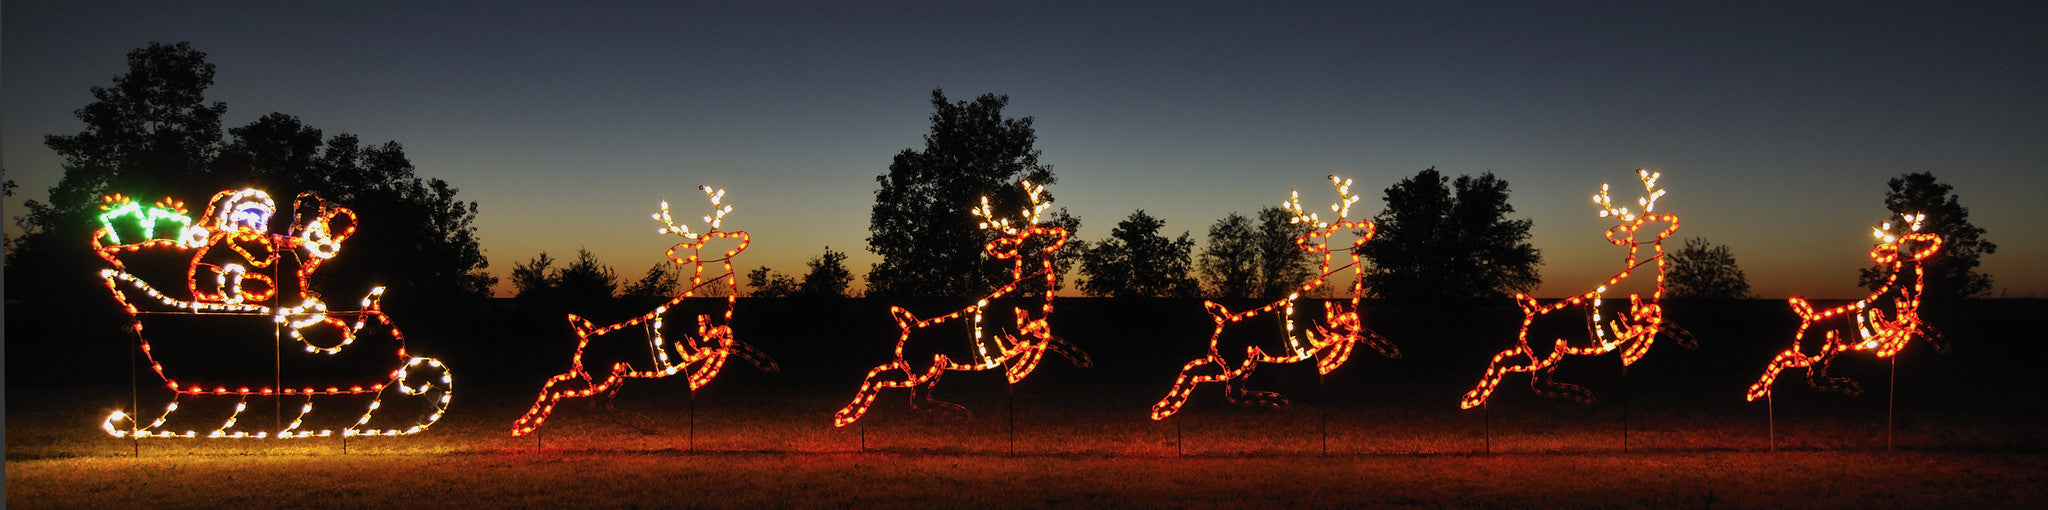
[974,180,1051,235]
[1283,175,1360,229]
[1872,213,1928,244]
[1594,169,1666,222]
[653,185,734,239]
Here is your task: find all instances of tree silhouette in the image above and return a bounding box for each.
[746,266,799,298]
[1078,210,1199,297]
[1254,206,1315,299]
[512,252,559,299]
[554,248,620,309]
[1199,213,1259,298]
[1858,172,1996,300]
[8,42,493,333]
[798,246,855,298]
[1361,168,1541,300]
[620,260,684,304]
[1666,237,1752,299]
[866,89,1077,298]
[512,249,618,313]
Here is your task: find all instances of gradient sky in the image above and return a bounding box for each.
[6,2,2044,299]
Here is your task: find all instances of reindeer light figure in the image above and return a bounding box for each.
[832,181,1092,427]
[1459,170,1696,410]
[95,189,453,439]
[1150,175,1400,420]
[1746,214,1945,401]
[510,186,778,437]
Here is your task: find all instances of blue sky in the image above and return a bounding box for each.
[6,1,2044,298]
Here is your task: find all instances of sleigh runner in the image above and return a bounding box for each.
[94,189,453,439]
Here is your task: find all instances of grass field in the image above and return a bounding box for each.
[9,299,2046,507]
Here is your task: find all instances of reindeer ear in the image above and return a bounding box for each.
[985,235,1025,258]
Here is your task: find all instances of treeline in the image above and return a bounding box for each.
[7,43,2004,332]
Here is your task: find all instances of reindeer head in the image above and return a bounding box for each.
[975,180,1066,261]
[1284,175,1375,265]
[1869,213,1942,267]
[653,186,750,291]
[1594,169,1678,249]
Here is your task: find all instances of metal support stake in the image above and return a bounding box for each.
[1174,416,1183,457]
[130,328,141,457]
[689,387,697,452]
[1483,401,1491,454]
[1767,393,1775,453]
[1621,364,1630,453]
[1006,381,1016,457]
[1319,372,1328,456]
[275,318,283,433]
[1887,356,1896,452]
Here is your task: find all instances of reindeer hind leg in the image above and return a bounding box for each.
[1461,346,1534,409]
[833,363,916,427]
[1530,364,1596,404]
[1223,358,1290,410]
[1806,350,1862,397]
[909,364,970,421]
[1747,348,1809,402]
[1150,357,1228,420]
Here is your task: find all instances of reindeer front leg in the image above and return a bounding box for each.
[727,338,781,372]
[1919,323,1948,354]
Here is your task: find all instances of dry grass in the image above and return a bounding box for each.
[11,300,2047,507]
[8,448,2044,508]
[9,373,2045,508]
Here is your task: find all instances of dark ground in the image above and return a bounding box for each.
[8,298,2047,507]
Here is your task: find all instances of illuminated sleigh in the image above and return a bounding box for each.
[95,189,453,439]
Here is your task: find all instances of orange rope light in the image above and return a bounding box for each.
[510,186,778,437]
[95,190,453,439]
[1150,175,1399,420]
[833,181,1092,427]
[1459,170,1695,410]
[1746,214,1945,401]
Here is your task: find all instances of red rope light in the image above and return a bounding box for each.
[95,190,452,439]
[1746,214,1945,401]
[833,181,1092,427]
[1459,170,1695,410]
[1150,175,1399,420]
[510,186,778,437]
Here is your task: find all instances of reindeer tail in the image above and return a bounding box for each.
[1203,301,1235,323]
[1787,297,1816,321]
[888,306,921,329]
[566,313,598,340]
